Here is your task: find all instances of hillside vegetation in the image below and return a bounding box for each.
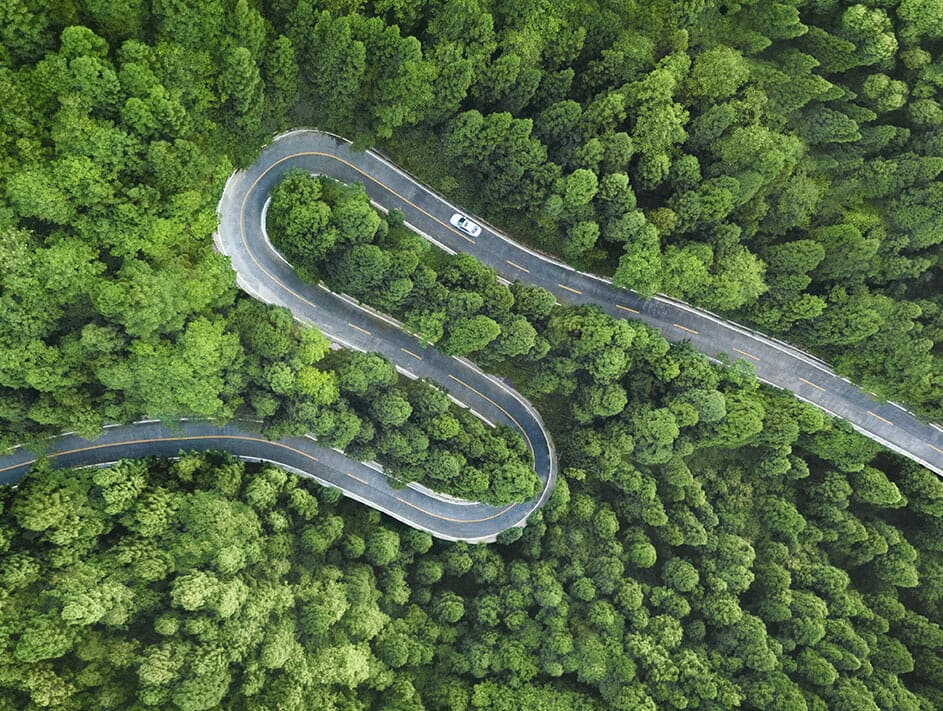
[1,1,943,709]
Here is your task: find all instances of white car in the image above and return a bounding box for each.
[449,213,482,237]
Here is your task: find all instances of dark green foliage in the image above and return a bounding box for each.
[261,160,942,707]
[3,1,943,709]
[5,336,943,709]
[364,0,943,419]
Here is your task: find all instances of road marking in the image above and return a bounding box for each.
[240,155,542,479]
[929,444,943,455]
[395,495,513,523]
[0,428,521,525]
[346,471,369,485]
[239,150,481,322]
[506,259,530,273]
[868,411,894,426]
[0,434,317,474]
[673,323,699,335]
[616,304,640,314]
[733,347,760,362]
[348,323,372,336]
[400,347,422,361]
[798,377,826,392]
[557,283,582,295]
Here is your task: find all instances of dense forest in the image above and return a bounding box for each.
[4,361,943,708]
[2,0,943,709]
[353,0,943,419]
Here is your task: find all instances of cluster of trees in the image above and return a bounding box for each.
[0,0,299,447]
[0,7,533,503]
[0,23,247,445]
[233,298,537,504]
[267,161,943,707]
[1,452,439,709]
[4,306,943,708]
[2,2,943,709]
[269,171,547,364]
[270,0,943,418]
[28,148,933,707]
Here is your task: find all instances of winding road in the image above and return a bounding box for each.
[2,129,943,542]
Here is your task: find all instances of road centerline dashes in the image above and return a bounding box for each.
[219,135,943,537]
[798,377,826,392]
[348,322,372,336]
[733,347,760,361]
[506,259,530,273]
[346,471,369,485]
[868,410,894,426]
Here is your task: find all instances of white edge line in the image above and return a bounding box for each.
[260,197,292,266]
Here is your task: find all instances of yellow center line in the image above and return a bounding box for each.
[557,283,582,295]
[400,347,422,360]
[346,471,369,485]
[0,434,319,475]
[929,443,943,455]
[733,347,760,361]
[396,495,513,523]
[255,150,475,244]
[348,322,372,336]
[798,377,826,392]
[448,374,534,458]
[673,323,699,335]
[506,259,530,273]
[868,411,894,426]
[616,304,640,314]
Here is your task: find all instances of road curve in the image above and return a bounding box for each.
[221,129,943,477]
[0,129,561,543]
[0,419,550,542]
[3,128,943,542]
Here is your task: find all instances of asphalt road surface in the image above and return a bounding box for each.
[3,129,942,543]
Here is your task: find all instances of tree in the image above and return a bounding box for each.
[365,529,401,568]
[442,315,501,355]
[685,46,749,101]
[263,35,299,128]
[304,12,365,128]
[218,45,263,132]
[563,221,599,260]
[348,15,432,138]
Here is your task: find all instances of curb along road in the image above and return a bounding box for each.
[229,130,943,478]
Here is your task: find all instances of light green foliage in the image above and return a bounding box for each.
[266,171,541,501]
[686,46,750,101]
[3,2,943,710]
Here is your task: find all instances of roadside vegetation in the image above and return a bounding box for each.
[1,1,943,709]
[5,346,943,708]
